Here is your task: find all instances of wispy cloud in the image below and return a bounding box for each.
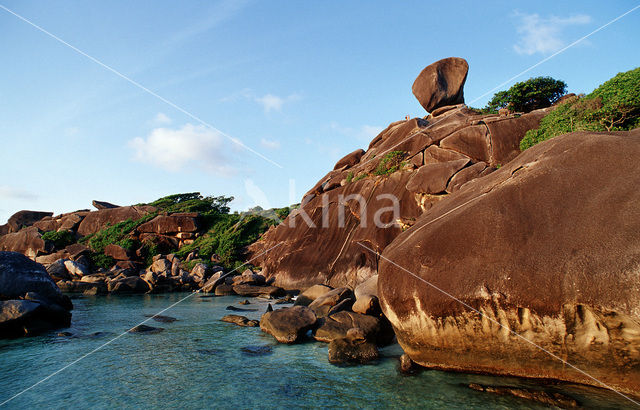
[260,138,281,150]
[513,12,592,55]
[153,112,172,125]
[0,186,38,200]
[255,93,300,113]
[128,124,234,175]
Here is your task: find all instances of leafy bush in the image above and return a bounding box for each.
[484,76,567,113]
[346,171,354,183]
[81,214,156,254]
[374,151,407,176]
[148,193,233,215]
[176,213,277,268]
[41,230,76,249]
[89,252,115,270]
[520,68,640,150]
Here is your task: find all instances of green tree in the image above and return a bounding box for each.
[520,67,640,150]
[485,76,567,113]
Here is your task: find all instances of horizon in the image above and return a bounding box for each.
[1,1,639,224]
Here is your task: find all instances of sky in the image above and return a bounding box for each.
[0,1,639,223]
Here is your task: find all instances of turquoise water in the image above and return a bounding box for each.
[0,293,633,409]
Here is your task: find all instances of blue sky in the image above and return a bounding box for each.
[1,1,638,223]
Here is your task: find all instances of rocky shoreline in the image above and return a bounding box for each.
[2,57,640,402]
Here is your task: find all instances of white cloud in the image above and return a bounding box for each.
[153,112,172,125]
[260,138,281,150]
[513,12,592,55]
[0,186,38,200]
[128,124,234,175]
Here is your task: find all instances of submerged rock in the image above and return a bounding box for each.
[328,329,379,364]
[144,314,177,323]
[468,384,578,408]
[129,324,163,334]
[241,345,273,356]
[221,315,259,327]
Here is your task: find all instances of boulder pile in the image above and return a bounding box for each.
[0,252,72,338]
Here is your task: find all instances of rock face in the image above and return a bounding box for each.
[5,210,53,233]
[378,130,640,395]
[0,227,52,258]
[92,200,119,210]
[0,252,72,338]
[76,206,154,236]
[412,57,468,113]
[250,98,548,290]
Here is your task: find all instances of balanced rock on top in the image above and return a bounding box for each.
[412,57,468,112]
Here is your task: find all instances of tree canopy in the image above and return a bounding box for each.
[484,76,567,113]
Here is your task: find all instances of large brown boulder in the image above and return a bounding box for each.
[76,206,155,236]
[378,130,640,395]
[137,213,200,234]
[0,227,52,259]
[92,200,120,210]
[260,306,317,343]
[412,57,468,113]
[5,210,53,233]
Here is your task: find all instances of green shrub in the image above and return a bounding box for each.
[41,230,76,249]
[346,171,354,183]
[82,213,156,254]
[484,76,567,113]
[374,151,407,176]
[148,192,233,215]
[520,68,640,150]
[89,252,115,270]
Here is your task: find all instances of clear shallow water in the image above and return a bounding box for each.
[0,293,633,409]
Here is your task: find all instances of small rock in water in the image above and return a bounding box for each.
[399,354,418,375]
[221,315,259,327]
[467,384,579,408]
[129,324,164,334]
[274,295,294,305]
[239,300,250,305]
[196,348,222,356]
[144,314,177,323]
[266,303,273,313]
[226,305,258,312]
[241,345,273,356]
[89,331,109,338]
[198,295,216,299]
[57,331,73,337]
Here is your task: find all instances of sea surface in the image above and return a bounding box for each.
[0,293,633,409]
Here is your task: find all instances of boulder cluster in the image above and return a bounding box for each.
[249,57,640,394]
[0,252,72,337]
[259,275,394,364]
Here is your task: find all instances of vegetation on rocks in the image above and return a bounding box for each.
[41,230,75,249]
[521,68,640,150]
[374,151,407,176]
[482,76,567,113]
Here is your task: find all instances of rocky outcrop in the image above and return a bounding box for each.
[0,226,53,258]
[250,85,548,290]
[137,213,200,235]
[76,205,155,236]
[412,57,468,113]
[92,200,119,210]
[5,210,53,233]
[0,252,72,338]
[378,130,640,395]
[328,327,379,364]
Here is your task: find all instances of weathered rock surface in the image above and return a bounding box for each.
[5,210,53,233]
[137,214,200,234]
[0,227,53,259]
[308,287,354,317]
[379,130,640,395]
[412,57,468,113]
[260,306,317,343]
[249,64,546,290]
[76,206,155,236]
[294,284,333,306]
[328,335,379,364]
